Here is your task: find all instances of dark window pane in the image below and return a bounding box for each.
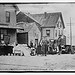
[59,30,60,35]
[55,30,57,37]
[46,30,50,36]
[6,11,10,23]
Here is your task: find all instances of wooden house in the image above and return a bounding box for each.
[0,4,22,46]
[31,12,65,41]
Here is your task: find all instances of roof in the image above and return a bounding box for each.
[16,12,41,25]
[16,12,65,28]
[17,12,35,23]
[16,12,41,31]
[3,4,19,11]
[12,4,19,11]
[31,12,65,28]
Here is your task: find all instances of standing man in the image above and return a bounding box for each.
[36,42,41,55]
[44,40,48,56]
[30,40,33,48]
[58,35,62,55]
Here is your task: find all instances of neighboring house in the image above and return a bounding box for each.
[16,12,41,46]
[17,22,41,46]
[0,4,22,46]
[17,11,65,44]
[31,12,65,41]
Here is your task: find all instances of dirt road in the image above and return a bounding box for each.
[0,54,75,71]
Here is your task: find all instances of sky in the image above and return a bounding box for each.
[17,3,75,45]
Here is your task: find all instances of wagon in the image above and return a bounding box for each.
[61,45,72,54]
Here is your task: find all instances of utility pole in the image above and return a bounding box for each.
[70,17,73,53]
[70,17,72,46]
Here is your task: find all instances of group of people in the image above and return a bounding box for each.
[36,40,61,56]
[29,36,63,56]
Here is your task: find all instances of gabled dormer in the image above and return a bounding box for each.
[56,16,64,29]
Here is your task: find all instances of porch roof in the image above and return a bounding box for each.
[0,25,23,29]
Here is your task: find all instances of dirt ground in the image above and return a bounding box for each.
[0,54,75,71]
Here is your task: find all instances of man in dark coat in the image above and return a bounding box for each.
[30,41,33,48]
[36,43,41,55]
[44,43,48,56]
[58,36,62,55]
[44,40,48,56]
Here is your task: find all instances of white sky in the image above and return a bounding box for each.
[17,3,75,45]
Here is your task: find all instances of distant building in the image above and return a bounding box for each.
[0,4,22,46]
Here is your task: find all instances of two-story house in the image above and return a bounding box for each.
[0,4,22,46]
[31,12,65,41]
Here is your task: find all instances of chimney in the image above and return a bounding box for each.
[44,12,47,18]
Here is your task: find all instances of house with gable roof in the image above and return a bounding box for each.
[31,12,65,41]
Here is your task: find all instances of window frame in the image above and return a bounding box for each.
[6,11,10,23]
[1,29,8,40]
[46,30,50,36]
[55,30,57,37]
[59,30,60,36]
[61,30,63,35]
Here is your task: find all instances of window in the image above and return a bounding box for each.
[6,11,10,23]
[60,23,62,28]
[59,30,60,35]
[55,30,57,37]
[1,29,7,35]
[1,29,7,40]
[57,22,61,29]
[46,30,50,36]
[0,29,10,44]
[57,23,59,27]
[61,30,63,35]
